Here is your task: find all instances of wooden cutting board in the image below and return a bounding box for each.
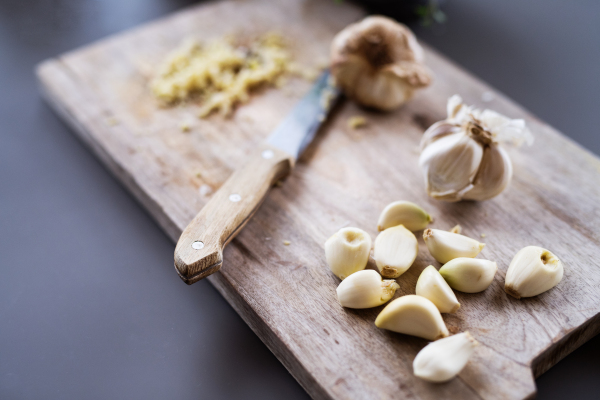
[36,0,600,398]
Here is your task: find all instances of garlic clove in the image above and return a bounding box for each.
[375,295,449,340]
[374,225,418,278]
[419,132,483,202]
[330,16,432,111]
[423,229,485,264]
[336,270,400,309]
[504,246,564,299]
[377,201,432,232]
[439,258,497,293]
[325,227,372,280]
[419,121,461,150]
[416,265,460,313]
[413,332,479,383]
[462,145,513,201]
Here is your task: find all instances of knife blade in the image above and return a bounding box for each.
[174,71,340,284]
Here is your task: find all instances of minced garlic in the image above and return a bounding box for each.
[151,33,314,118]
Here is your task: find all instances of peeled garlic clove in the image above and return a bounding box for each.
[330,16,432,111]
[423,229,485,264]
[413,332,479,383]
[374,225,418,278]
[377,201,432,232]
[325,227,372,280]
[439,258,497,293]
[462,145,513,201]
[375,295,449,340]
[336,270,399,309]
[505,246,564,299]
[416,265,460,313]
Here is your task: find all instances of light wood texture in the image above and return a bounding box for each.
[175,144,293,283]
[36,0,600,398]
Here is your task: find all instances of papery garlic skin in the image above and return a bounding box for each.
[377,201,432,232]
[374,225,418,278]
[423,229,485,264]
[337,270,399,309]
[375,295,449,340]
[419,95,532,202]
[416,265,460,313]
[325,227,372,280]
[330,16,432,111]
[439,258,497,293]
[413,332,479,383]
[505,246,564,299]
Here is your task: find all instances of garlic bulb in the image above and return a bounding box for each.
[416,265,460,313]
[375,295,449,340]
[330,16,432,111]
[413,332,479,382]
[374,225,418,278]
[377,201,432,232]
[505,246,564,299]
[336,270,399,309]
[423,229,485,264]
[439,258,497,293]
[419,95,533,202]
[325,227,372,280]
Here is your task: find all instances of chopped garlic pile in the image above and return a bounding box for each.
[151,33,304,117]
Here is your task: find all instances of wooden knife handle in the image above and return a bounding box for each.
[174,144,294,284]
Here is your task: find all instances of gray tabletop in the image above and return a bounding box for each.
[1,0,598,399]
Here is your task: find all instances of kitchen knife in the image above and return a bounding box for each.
[174,72,340,284]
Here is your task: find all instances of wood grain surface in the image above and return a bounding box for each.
[36,0,600,398]
[175,144,294,284]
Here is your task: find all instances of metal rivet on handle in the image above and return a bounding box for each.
[192,241,204,250]
[261,149,274,159]
[229,193,241,202]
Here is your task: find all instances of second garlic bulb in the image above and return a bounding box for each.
[419,95,533,202]
[330,16,432,111]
